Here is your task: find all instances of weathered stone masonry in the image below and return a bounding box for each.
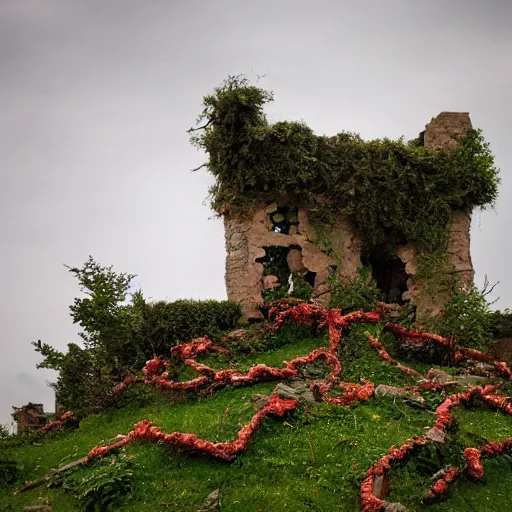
[224,206,361,320]
[396,113,474,321]
[224,112,475,321]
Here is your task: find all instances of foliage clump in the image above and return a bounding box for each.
[328,267,382,313]
[33,257,242,417]
[0,426,23,487]
[190,76,499,252]
[490,309,512,339]
[62,453,134,511]
[435,283,496,351]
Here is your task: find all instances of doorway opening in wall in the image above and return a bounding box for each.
[256,245,314,302]
[362,246,409,305]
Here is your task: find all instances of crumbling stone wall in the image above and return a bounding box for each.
[224,112,475,321]
[397,112,475,321]
[224,205,361,320]
[423,112,473,150]
[11,403,49,432]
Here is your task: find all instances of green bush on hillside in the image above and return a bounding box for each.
[435,284,495,351]
[33,257,242,417]
[135,299,242,357]
[328,267,382,312]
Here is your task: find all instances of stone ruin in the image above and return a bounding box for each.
[11,400,64,432]
[11,403,51,432]
[224,112,475,321]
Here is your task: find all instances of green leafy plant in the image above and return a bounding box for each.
[328,267,382,312]
[33,257,242,417]
[0,426,23,487]
[490,308,512,339]
[135,299,242,356]
[63,453,134,512]
[436,283,495,351]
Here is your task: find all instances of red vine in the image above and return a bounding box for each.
[30,301,512,510]
[426,467,461,498]
[87,394,298,462]
[38,411,73,435]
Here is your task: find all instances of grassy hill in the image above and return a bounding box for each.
[2,313,512,512]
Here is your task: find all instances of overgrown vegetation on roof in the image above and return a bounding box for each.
[190,75,499,251]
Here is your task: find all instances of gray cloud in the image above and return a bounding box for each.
[1,0,511,425]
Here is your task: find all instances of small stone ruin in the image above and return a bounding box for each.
[11,403,50,432]
[223,113,475,321]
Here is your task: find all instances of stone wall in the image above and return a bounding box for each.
[224,205,361,320]
[224,112,475,321]
[397,112,474,321]
[423,111,473,150]
[11,403,49,432]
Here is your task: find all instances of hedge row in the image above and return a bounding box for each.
[136,299,243,357]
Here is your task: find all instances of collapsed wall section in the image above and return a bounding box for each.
[224,205,361,320]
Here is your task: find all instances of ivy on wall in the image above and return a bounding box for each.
[190,76,499,254]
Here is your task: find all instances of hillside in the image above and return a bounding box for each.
[2,301,512,512]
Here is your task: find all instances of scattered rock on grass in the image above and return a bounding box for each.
[372,473,390,499]
[197,488,220,512]
[273,382,316,403]
[375,385,425,404]
[425,426,446,444]
[384,502,408,512]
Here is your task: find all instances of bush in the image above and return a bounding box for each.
[490,309,512,339]
[135,299,242,357]
[436,284,494,351]
[33,257,242,417]
[0,426,23,487]
[35,298,242,417]
[63,453,134,511]
[329,268,382,312]
[48,343,117,417]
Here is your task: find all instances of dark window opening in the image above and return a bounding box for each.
[256,246,291,284]
[269,205,299,235]
[256,245,314,302]
[362,247,409,305]
[304,271,316,287]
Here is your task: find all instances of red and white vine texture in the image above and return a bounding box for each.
[30,300,512,510]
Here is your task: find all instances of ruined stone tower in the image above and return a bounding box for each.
[223,113,474,321]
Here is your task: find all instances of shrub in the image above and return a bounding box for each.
[0,426,23,487]
[63,453,134,512]
[134,299,242,357]
[328,268,382,312]
[436,284,494,351]
[33,257,242,416]
[0,459,22,487]
[43,343,117,417]
[490,309,512,339]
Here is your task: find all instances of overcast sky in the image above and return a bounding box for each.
[1,0,511,427]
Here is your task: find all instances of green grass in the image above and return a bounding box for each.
[2,325,512,512]
[386,405,512,511]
